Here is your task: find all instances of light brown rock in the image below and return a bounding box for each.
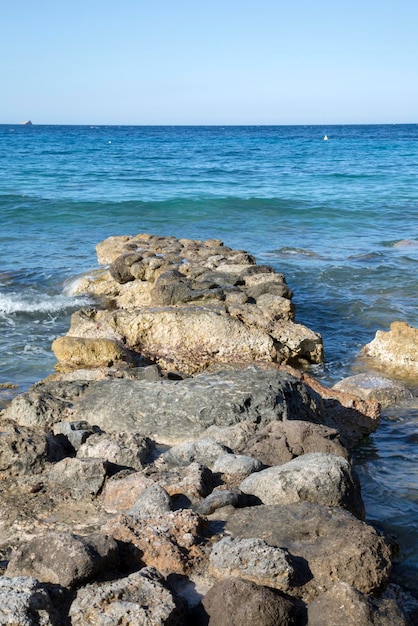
[361,321,418,377]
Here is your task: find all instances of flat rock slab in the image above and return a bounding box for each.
[333,372,414,407]
[4,367,323,445]
[225,502,392,600]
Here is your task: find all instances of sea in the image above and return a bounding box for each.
[1,123,418,590]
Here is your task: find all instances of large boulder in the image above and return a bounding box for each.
[225,503,392,601]
[201,577,304,626]
[2,365,380,448]
[361,321,418,378]
[69,567,187,626]
[6,531,119,588]
[239,452,365,519]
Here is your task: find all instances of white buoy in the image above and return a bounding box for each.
[323,134,328,141]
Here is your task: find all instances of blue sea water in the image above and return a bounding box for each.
[1,123,418,589]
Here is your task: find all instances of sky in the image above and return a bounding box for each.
[1,0,418,125]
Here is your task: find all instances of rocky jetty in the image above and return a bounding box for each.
[0,234,416,625]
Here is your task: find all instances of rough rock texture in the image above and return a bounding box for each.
[225,503,392,600]
[237,419,349,466]
[69,567,187,625]
[201,577,304,626]
[68,233,324,372]
[239,452,365,519]
[361,321,418,377]
[51,335,137,369]
[0,418,63,476]
[105,509,205,575]
[209,536,296,591]
[307,581,407,626]
[0,576,59,626]
[76,431,155,471]
[6,531,119,588]
[3,365,379,449]
[333,372,414,407]
[102,470,156,513]
[47,457,108,497]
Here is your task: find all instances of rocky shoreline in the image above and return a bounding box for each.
[1,234,417,625]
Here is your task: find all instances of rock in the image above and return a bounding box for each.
[212,453,263,479]
[128,484,172,518]
[0,576,59,626]
[102,470,156,513]
[69,567,187,625]
[201,577,304,626]
[333,373,414,407]
[307,581,407,626]
[6,531,119,588]
[240,419,348,466]
[225,503,392,600]
[0,419,64,476]
[47,457,107,496]
[53,419,102,451]
[3,365,380,448]
[77,431,155,472]
[51,335,137,369]
[156,461,214,501]
[361,321,418,377]
[195,489,247,515]
[69,233,324,371]
[105,509,205,575]
[209,536,296,592]
[157,438,230,469]
[286,366,381,447]
[239,452,365,519]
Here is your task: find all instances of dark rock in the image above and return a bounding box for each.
[202,577,304,626]
[6,531,119,588]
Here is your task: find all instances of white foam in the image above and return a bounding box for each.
[0,291,94,315]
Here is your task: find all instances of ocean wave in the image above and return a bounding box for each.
[0,291,94,315]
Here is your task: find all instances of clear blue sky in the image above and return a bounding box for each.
[2,0,417,125]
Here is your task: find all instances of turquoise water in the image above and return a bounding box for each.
[1,124,418,589]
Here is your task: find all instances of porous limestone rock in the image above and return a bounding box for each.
[236,419,348,466]
[361,321,418,377]
[0,419,63,476]
[239,452,365,519]
[51,335,137,369]
[69,567,187,626]
[68,233,324,372]
[209,536,296,592]
[307,581,407,626]
[105,509,205,575]
[0,576,59,626]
